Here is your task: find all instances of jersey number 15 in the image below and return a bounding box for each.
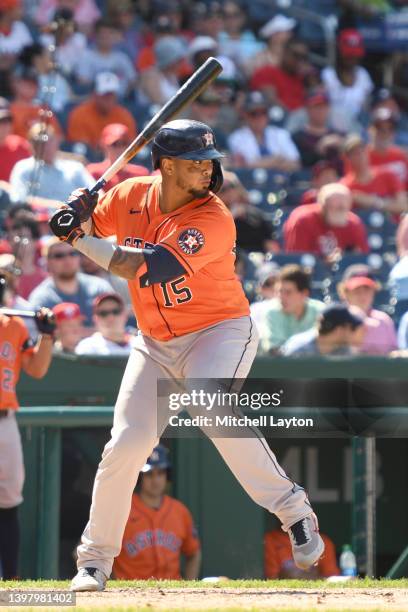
[160,276,192,307]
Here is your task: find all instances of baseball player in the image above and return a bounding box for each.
[49,120,324,591]
[0,275,55,578]
[113,444,201,580]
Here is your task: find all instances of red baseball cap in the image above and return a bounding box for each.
[344,276,378,291]
[93,292,124,311]
[100,123,130,146]
[338,29,364,58]
[53,302,84,323]
[306,89,329,107]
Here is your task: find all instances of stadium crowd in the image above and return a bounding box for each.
[1,0,408,356]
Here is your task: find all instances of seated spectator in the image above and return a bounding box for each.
[292,89,343,168]
[250,261,280,329]
[40,8,88,77]
[139,35,187,105]
[300,161,340,205]
[87,123,148,191]
[67,72,136,150]
[367,107,408,189]
[282,303,365,356]
[337,265,397,355]
[284,183,369,259]
[219,171,276,252]
[228,91,300,172]
[107,0,144,63]
[10,122,94,202]
[265,528,339,579]
[0,0,32,67]
[247,14,296,75]
[29,237,113,327]
[321,30,373,132]
[0,253,37,338]
[135,14,177,74]
[341,135,408,216]
[35,0,101,35]
[257,265,325,355]
[217,0,262,71]
[74,19,136,99]
[75,293,136,356]
[250,37,309,111]
[190,1,224,40]
[53,302,85,353]
[113,445,201,580]
[389,214,408,300]
[9,65,62,138]
[189,88,229,150]
[0,97,30,181]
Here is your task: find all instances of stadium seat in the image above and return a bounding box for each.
[233,168,289,191]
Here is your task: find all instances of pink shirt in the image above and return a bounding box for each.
[360,309,397,355]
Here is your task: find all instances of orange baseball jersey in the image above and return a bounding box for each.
[113,494,200,579]
[92,176,250,341]
[264,530,340,578]
[0,315,34,411]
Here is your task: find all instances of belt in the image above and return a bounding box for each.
[0,410,10,419]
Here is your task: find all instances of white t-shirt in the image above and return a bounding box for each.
[0,21,32,55]
[75,332,137,356]
[227,125,300,165]
[322,66,373,130]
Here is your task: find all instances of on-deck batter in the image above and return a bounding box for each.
[49,120,324,591]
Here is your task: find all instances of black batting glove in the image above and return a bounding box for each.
[49,208,85,245]
[67,188,98,223]
[34,307,56,336]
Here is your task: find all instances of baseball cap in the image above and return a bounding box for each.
[341,264,380,292]
[100,123,129,146]
[95,72,120,95]
[154,36,186,70]
[53,302,83,323]
[0,97,12,121]
[141,444,171,473]
[371,106,399,126]
[338,29,364,58]
[306,88,329,107]
[259,14,296,39]
[244,91,268,112]
[93,292,124,312]
[320,303,365,334]
[188,36,217,59]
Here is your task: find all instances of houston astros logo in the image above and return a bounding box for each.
[203,132,214,146]
[177,228,205,255]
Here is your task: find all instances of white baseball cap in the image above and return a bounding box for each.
[95,71,120,95]
[259,14,296,39]
[188,36,218,58]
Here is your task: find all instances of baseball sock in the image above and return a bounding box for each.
[0,506,19,578]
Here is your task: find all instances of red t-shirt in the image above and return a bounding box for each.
[86,159,149,192]
[341,167,403,201]
[367,145,408,189]
[283,203,369,256]
[0,134,31,181]
[250,66,305,110]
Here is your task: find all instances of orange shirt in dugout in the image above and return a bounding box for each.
[0,315,34,410]
[92,176,250,341]
[113,494,200,579]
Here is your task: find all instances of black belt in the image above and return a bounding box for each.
[0,410,10,419]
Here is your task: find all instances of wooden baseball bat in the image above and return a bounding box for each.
[0,308,36,318]
[90,57,223,195]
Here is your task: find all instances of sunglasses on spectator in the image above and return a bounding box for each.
[95,307,123,317]
[248,109,267,117]
[49,251,80,260]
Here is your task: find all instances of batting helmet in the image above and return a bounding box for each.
[140,444,171,473]
[151,119,224,192]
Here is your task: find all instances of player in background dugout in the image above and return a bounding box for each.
[113,445,201,580]
[0,275,55,578]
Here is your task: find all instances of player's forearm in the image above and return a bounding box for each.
[22,335,53,379]
[73,235,145,280]
[184,550,201,580]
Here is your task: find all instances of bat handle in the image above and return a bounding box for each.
[90,179,107,196]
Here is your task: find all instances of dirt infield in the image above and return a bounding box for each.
[72,586,408,610]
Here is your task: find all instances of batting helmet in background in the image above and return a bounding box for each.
[141,444,171,473]
[151,119,224,192]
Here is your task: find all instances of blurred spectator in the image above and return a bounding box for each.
[228,91,300,171]
[135,14,176,74]
[29,237,113,327]
[67,72,136,150]
[188,35,238,97]
[0,97,30,181]
[250,261,280,329]
[7,209,47,298]
[87,123,148,191]
[247,15,296,75]
[257,265,325,355]
[282,303,364,356]
[389,214,408,300]
[40,8,87,77]
[75,292,136,355]
[250,37,309,111]
[53,301,85,353]
[113,445,201,580]
[300,161,340,205]
[106,0,144,63]
[371,87,400,116]
[265,529,339,579]
[9,64,62,138]
[217,0,262,70]
[337,265,397,355]
[284,183,369,258]
[10,122,94,202]
[341,134,408,216]
[139,35,187,105]
[190,1,224,40]
[219,170,276,252]
[35,0,101,35]
[321,30,373,132]
[0,0,32,65]
[0,253,37,337]
[74,19,136,99]
[367,107,408,188]
[292,89,343,168]
[189,88,228,150]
